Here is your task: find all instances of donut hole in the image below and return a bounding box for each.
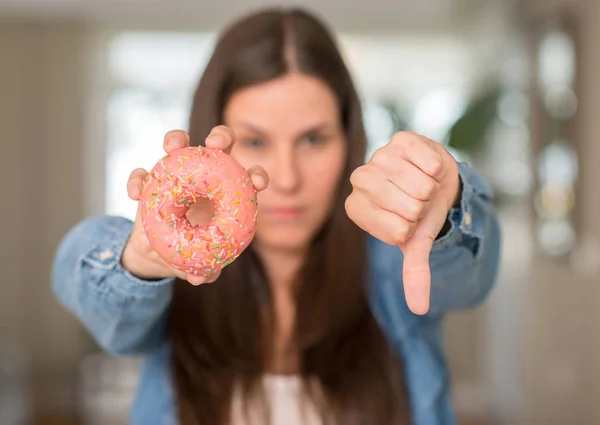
[186,196,215,227]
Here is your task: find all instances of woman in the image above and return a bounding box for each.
[52,8,501,425]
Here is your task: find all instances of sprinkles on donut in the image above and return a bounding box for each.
[140,146,258,276]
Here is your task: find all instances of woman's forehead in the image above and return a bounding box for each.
[224,74,341,133]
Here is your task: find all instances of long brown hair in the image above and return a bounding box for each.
[170,8,410,425]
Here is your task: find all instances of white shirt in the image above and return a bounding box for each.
[230,374,326,425]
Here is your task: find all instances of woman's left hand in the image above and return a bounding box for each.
[345,131,461,315]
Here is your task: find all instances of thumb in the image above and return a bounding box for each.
[399,201,449,315]
[400,234,434,315]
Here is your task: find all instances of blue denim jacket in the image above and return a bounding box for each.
[52,162,501,425]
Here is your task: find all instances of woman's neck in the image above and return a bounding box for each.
[254,242,307,374]
[254,242,306,291]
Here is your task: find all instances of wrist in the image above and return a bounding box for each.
[121,241,143,275]
[436,163,462,239]
[121,240,160,280]
[452,175,463,208]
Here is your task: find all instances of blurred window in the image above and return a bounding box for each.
[104,31,471,219]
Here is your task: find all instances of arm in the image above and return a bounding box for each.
[51,215,174,356]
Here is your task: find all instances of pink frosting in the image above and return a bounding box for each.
[140,146,258,276]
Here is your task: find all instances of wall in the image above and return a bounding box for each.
[0,20,90,414]
[521,0,600,424]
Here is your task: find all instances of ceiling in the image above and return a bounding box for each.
[0,0,497,32]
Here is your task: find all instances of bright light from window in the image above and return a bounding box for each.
[104,31,472,219]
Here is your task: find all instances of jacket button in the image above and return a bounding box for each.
[463,212,472,227]
[98,249,114,260]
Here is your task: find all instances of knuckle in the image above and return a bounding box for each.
[370,148,387,166]
[420,178,437,198]
[349,167,364,187]
[429,155,444,176]
[391,131,416,147]
[344,193,357,216]
[389,221,410,245]
[415,178,437,200]
[408,200,424,221]
[390,132,405,147]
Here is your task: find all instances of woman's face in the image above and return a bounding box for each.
[225,73,346,253]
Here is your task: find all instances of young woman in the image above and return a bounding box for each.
[52,8,501,425]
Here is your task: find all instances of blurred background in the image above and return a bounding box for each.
[1,0,599,424]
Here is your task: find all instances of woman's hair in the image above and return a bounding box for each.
[170,8,410,425]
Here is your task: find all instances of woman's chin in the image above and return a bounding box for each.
[252,229,313,254]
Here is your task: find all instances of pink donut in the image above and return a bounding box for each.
[139,146,258,276]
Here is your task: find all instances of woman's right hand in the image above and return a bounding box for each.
[121,127,269,285]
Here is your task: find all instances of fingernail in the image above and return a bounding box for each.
[206,133,224,145]
[250,174,261,185]
[166,137,179,147]
[251,173,267,188]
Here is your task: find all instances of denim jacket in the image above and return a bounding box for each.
[51,162,501,425]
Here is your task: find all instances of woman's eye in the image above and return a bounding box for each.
[243,138,265,148]
[302,133,324,145]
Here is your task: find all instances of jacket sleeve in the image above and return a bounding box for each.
[51,215,174,356]
[426,162,502,315]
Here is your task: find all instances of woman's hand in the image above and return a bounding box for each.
[121,127,269,285]
[345,131,461,315]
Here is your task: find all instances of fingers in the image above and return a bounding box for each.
[127,168,148,200]
[185,270,221,286]
[247,165,269,192]
[345,192,416,246]
[163,130,190,153]
[169,265,221,286]
[372,180,429,222]
[134,127,242,287]
[350,165,429,223]
[346,170,434,315]
[162,255,221,286]
[370,149,439,201]
[389,132,446,182]
[168,266,189,281]
[345,131,457,316]
[205,125,236,154]
[156,253,218,286]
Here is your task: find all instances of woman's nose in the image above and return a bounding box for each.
[269,147,301,193]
